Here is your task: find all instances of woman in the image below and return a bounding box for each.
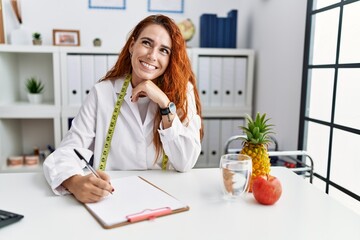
[43,15,203,203]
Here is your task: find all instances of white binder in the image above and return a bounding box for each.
[94,55,108,82]
[195,119,209,168]
[67,55,82,106]
[81,55,95,102]
[107,55,118,71]
[234,57,247,106]
[198,56,210,106]
[209,57,222,107]
[221,57,235,106]
[208,119,221,167]
[220,119,234,155]
[232,119,245,136]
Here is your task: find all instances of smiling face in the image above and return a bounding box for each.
[129,24,172,87]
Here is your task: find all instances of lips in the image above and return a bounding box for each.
[140,60,157,70]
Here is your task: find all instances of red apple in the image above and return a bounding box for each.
[252,175,282,205]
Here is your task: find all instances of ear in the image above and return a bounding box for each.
[129,37,135,55]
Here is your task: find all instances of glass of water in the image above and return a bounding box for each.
[220,154,252,200]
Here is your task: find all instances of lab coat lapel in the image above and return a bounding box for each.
[143,101,157,134]
[113,79,157,137]
[114,79,143,129]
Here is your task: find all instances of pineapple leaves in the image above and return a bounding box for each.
[240,112,275,145]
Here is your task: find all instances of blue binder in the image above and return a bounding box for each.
[200,9,237,48]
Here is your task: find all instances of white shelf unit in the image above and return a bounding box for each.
[0,45,61,172]
[190,48,255,167]
[0,46,254,172]
[59,47,120,137]
[190,48,254,118]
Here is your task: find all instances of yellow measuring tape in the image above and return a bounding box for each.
[99,75,168,171]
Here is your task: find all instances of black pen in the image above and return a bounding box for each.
[73,149,113,194]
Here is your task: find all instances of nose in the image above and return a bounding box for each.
[147,50,156,61]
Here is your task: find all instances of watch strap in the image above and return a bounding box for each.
[160,107,171,115]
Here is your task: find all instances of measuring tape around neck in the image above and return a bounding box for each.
[99,76,130,171]
[99,75,168,171]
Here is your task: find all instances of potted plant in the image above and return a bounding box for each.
[26,77,44,104]
[32,32,42,45]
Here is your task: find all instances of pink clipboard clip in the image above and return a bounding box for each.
[126,207,172,223]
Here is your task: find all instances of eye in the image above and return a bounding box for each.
[142,39,151,47]
[160,48,170,56]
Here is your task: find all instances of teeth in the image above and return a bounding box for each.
[141,61,156,70]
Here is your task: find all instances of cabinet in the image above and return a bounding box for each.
[58,47,119,136]
[0,46,254,172]
[190,48,254,167]
[0,45,61,172]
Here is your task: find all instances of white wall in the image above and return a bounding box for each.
[2,0,250,49]
[2,0,307,151]
[250,0,307,150]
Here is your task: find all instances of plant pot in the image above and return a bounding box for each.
[27,93,43,104]
[32,39,42,45]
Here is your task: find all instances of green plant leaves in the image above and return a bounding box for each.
[26,77,44,94]
[239,112,275,145]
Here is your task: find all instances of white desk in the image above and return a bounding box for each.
[0,167,359,240]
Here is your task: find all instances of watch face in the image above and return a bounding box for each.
[169,102,176,114]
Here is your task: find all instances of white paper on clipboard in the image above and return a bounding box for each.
[85,175,189,228]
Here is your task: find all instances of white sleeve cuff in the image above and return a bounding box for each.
[157,116,183,142]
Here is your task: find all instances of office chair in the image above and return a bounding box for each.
[223,135,314,183]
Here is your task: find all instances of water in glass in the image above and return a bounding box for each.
[220,154,252,199]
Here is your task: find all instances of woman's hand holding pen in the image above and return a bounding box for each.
[62,171,114,203]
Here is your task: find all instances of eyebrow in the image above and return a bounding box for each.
[140,37,172,52]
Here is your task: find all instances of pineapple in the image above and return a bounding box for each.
[240,113,274,191]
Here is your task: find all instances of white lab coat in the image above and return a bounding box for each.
[43,78,202,195]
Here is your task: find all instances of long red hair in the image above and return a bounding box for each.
[102,14,203,160]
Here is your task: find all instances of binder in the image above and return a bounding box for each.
[234,57,247,106]
[209,14,218,47]
[94,55,108,82]
[199,13,218,47]
[221,57,235,106]
[199,14,210,47]
[209,57,222,107]
[198,56,210,106]
[84,175,189,229]
[67,55,82,106]
[227,9,238,48]
[216,17,226,48]
[195,119,209,168]
[81,55,95,102]
[200,9,237,48]
[220,119,234,155]
[224,17,231,48]
[207,119,221,167]
[107,54,118,71]
[232,119,245,136]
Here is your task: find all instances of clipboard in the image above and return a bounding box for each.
[84,175,189,229]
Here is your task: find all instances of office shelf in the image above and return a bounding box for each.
[191,48,254,167]
[0,45,254,171]
[0,45,61,172]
